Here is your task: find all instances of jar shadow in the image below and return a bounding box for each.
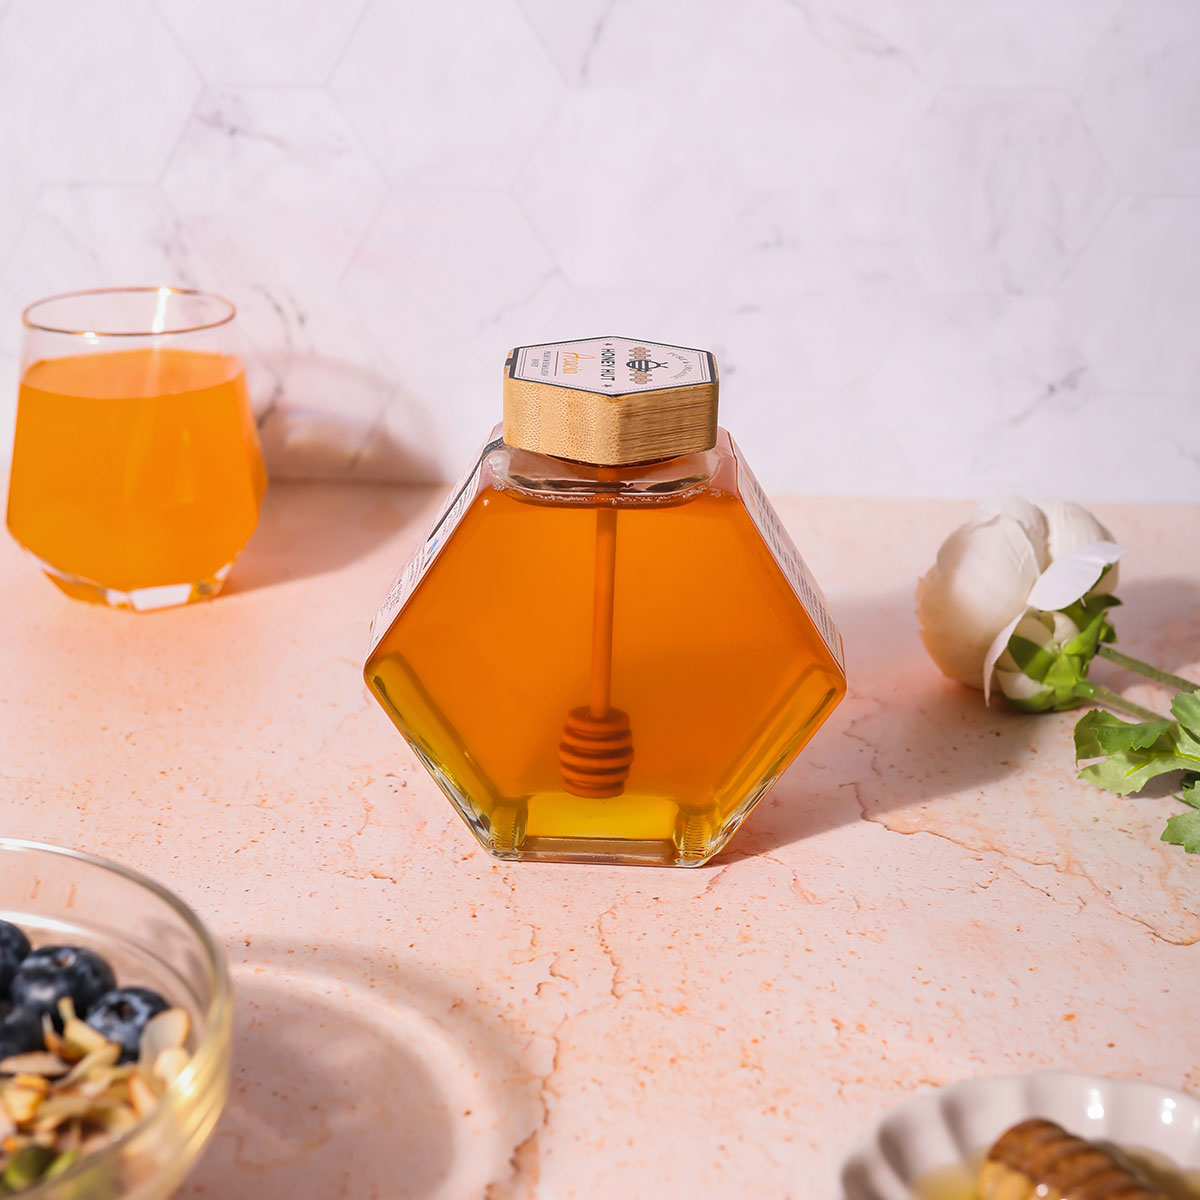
[719,590,1042,860]
[225,483,434,595]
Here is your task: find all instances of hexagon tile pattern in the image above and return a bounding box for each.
[0,0,1197,501]
[0,0,198,184]
[905,92,1115,294]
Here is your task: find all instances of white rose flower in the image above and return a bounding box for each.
[916,497,1124,701]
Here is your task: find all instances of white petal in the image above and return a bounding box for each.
[1026,541,1126,612]
[983,609,1027,703]
[975,496,1049,570]
[919,514,1042,643]
[996,667,1046,701]
[917,511,1043,691]
[1050,610,1082,643]
[1037,498,1115,560]
[918,625,990,688]
[1011,610,1056,647]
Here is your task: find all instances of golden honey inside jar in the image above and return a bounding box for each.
[364,337,846,866]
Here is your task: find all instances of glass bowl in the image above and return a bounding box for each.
[0,839,232,1198]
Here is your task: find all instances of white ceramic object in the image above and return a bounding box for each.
[839,1072,1200,1199]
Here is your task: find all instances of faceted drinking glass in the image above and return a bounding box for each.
[7,287,266,610]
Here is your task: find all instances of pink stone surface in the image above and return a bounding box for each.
[1,486,1197,1198]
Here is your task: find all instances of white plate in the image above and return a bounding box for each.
[839,1072,1200,1199]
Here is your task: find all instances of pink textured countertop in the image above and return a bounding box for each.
[1,486,1198,1199]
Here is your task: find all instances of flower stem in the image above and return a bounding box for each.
[1096,644,1196,693]
[1073,681,1165,722]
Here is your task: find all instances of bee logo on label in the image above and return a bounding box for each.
[627,346,667,384]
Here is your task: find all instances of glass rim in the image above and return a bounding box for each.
[22,286,237,337]
[0,836,233,1194]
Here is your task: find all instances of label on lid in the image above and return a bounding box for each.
[508,337,714,397]
[367,435,504,656]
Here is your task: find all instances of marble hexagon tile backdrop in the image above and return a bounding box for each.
[0,0,1197,500]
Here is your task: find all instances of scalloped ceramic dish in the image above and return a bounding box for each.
[839,1072,1200,1199]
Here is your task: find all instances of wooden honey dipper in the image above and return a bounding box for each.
[559,496,633,798]
[501,335,718,798]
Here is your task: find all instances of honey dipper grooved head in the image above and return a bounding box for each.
[559,707,633,798]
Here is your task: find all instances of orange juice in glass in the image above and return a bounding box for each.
[7,287,265,610]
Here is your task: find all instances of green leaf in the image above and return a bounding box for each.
[1062,593,1119,628]
[1006,691,1059,714]
[1075,710,1139,759]
[44,1149,79,1181]
[3,1146,55,1190]
[1007,633,1058,680]
[1044,655,1083,693]
[1170,689,1200,739]
[1093,717,1172,754]
[1062,611,1110,658]
[1111,721,1175,751]
[1079,748,1200,796]
[1177,725,1200,759]
[1181,776,1200,810]
[1162,808,1200,853]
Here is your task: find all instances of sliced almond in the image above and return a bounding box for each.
[101,1103,138,1134]
[76,1066,130,1100]
[61,1041,120,1087]
[42,1021,80,1064]
[12,1074,50,1093]
[79,1128,111,1155]
[152,1047,190,1087]
[31,1093,94,1133]
[58,1119,82,1154]
[139,1008,190,1065]
[62,1017,109,1059]
[4,1077,49,1123]
[128,1071,161,1119]
[0,1053,70,1078]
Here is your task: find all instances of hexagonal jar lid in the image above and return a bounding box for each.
[502,336,719,466]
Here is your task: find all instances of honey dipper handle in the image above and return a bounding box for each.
[589,503,617,718]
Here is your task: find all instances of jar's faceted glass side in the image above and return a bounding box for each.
[364,430,845,866]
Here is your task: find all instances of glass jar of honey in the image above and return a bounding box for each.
[365,337,846,866]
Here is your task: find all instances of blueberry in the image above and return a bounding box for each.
[10,946,116,1024]
[85,987,168,1062]
[0,919,31,993]
[0,1007,43,1058]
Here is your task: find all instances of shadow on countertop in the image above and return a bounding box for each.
[721,574,1200,863]
[180,938,538,1200]
[717,589,1044,862]
[1098,576,1200,677]
[224,482,438,596]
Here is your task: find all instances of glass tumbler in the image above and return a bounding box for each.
[7,287,266,610]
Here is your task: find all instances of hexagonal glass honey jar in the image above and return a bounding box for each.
[364,337,846,866]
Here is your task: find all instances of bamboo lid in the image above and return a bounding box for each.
[502,336,719,466]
